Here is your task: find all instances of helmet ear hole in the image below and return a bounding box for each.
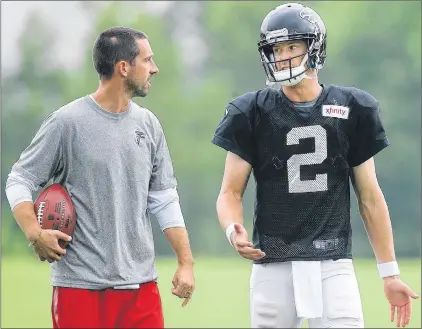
[307,39,312,51]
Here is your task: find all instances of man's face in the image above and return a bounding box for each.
[272,40,308,72]
[125,39,159,97]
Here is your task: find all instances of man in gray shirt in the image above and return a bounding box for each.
[5,27,195,328]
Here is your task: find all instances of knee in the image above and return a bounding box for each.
[250,297,301,328]
[251,298,280,328]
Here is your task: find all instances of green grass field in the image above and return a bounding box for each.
[1,256,420,328]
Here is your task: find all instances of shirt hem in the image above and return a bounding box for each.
[50,277,158,290]
[252,254,353,264]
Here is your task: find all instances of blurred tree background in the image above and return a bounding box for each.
[2,0,421,260]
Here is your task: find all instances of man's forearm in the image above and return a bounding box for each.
[216,191,244,231]
[163,227,194,266]
[359,190,396,264]
[13,201,42,243]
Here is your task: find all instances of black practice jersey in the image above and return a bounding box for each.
[211,84,390,263]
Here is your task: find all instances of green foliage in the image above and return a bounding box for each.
[2,1,420,258]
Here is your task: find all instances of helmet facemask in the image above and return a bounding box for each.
[260,36,321,87]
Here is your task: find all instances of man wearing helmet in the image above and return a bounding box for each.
[211,3,418,328]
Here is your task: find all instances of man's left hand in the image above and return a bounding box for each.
[171,264,195,307]
[384,276,419,327]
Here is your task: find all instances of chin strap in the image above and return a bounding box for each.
[303,71,318,80]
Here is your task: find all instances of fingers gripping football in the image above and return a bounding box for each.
[33,229,72,261]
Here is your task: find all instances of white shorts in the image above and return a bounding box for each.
[249,259,364,328]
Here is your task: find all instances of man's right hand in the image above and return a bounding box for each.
[30,229,72,263]
[12,202,72,263]
[230,223,265,261]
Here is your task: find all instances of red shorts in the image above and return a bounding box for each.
[51,281,164,328]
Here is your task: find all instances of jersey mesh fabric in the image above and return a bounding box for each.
[212,85,390,264]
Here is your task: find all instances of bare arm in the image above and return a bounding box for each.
[352,157,396,266]
[216,152,264,260]
[13,201,42,243]
[164,226,195,306]
[163,227,194,266]
[12,201,69,261]
[353,158,419,327]
[216,151,252,232]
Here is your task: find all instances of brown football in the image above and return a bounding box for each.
[34,184,76,248]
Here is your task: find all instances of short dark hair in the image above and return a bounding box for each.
[93,27,148,79]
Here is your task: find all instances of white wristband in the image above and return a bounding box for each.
[377,261,400,278]
[225,223,236,247]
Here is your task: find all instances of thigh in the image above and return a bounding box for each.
[52,286,101,328]
[309,260,364,328]
[103,281,164,329]
[250,263,303,328]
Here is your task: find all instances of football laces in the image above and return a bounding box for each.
[37,201,46,226]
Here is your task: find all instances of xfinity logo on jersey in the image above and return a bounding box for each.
[322,105,350,119]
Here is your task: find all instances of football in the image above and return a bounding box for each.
[34,183,76,248]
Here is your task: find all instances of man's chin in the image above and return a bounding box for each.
[133,89,149,98]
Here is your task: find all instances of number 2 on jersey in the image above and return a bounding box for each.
[286,125,328,193]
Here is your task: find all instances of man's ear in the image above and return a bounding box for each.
[116,61,130,78]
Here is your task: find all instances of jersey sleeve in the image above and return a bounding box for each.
[8,111,64,191]
[348,100,390,167]
[211,95,255,165]
[149,119,177,192]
